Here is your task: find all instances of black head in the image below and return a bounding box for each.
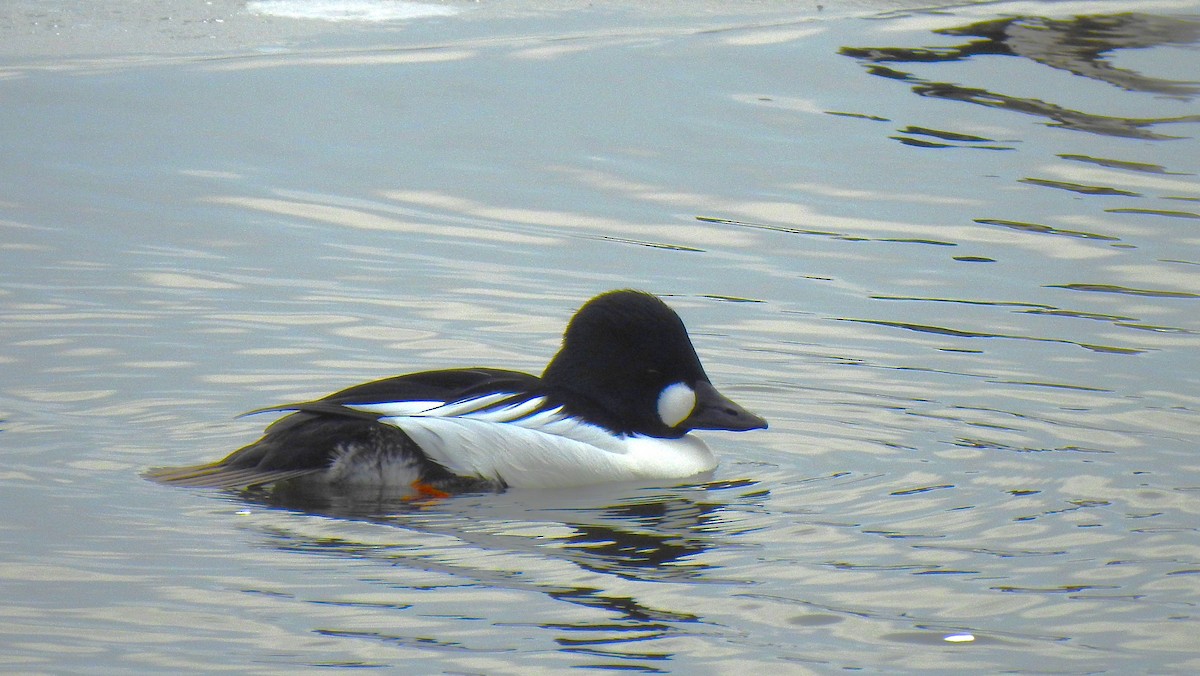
[541,290,767,437]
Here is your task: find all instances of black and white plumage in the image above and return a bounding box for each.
[146,290,767,494]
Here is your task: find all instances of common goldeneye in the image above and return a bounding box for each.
[146,289,766,494]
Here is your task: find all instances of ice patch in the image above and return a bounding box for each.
[247,1,459,22]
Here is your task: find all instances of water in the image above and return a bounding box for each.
[2,0,1199,672]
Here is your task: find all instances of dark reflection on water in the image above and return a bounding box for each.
[844,316,1146,354]
[973,217,1121,241]
[247,479,760,580]
[224,479,766,669]
[841,13,1200,138]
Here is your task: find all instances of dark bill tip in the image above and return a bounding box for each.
[683,380,768,432]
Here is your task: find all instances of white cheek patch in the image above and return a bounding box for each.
[657,382,696,429]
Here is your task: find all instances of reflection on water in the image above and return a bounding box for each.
[2,0,1200,673]
[841,12,1200,139]
[228,479,767,668]
[244,478,763,583]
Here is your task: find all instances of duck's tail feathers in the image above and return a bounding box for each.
[142,463,319,490]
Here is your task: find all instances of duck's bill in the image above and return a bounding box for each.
[683,380,768,432]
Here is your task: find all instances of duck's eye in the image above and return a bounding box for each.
[656,382,696,428]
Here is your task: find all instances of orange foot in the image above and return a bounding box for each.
[409,480,452,500]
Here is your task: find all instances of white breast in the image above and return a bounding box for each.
[379,411,717,488]
[346,392,719,488]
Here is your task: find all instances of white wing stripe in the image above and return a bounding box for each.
[421,392,515,417]
[459,396,549,423]
[345,400,443,417]
[346,392,554,422]
[508,406,566,429]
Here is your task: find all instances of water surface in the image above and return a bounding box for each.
[2,0,1199,672]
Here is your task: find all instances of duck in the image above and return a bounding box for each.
[145,289,766,495]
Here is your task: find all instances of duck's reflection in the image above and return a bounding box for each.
[222,477,766,665]
[841,12,1200,139]
[241,478,763,580]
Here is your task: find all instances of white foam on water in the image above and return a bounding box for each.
[247,0,460,22]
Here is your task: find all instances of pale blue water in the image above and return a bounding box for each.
[2,1,1199,672]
